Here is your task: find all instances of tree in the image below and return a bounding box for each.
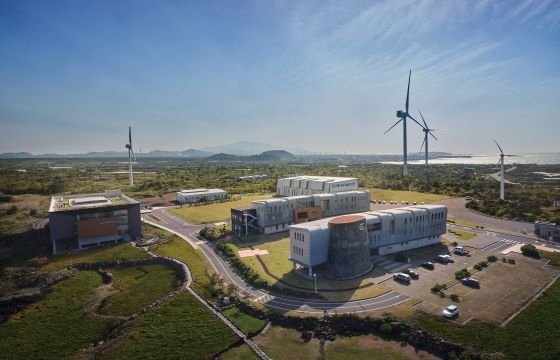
[521,244,540,258]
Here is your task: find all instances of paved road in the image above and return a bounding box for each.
[436,198,534,234]
[143,208,410,314]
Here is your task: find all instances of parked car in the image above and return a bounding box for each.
[436,255,450,263]
[442,305,459,318]
[422,261,435,270]
[442,254,455,263]
[401,201,405,205]
[453,246,469,256]
[461,278,480,288]
[393,273,411,283]
[464,196,473,201]
[403,268,419,279]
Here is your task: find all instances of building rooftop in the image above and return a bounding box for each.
[49,190,138,212]
[177,188,226,195]
[279,175,357,183]
[329,214,365,224]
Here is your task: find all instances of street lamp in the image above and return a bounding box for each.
[313,273,317,294]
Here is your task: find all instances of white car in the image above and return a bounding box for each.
[442,305,459,318]
[443,255,455,263]
[393,273,411,283]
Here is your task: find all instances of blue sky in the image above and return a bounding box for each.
[1,0,559,154]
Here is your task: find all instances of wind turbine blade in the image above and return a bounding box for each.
[407,114,424,129]
[420,137,426,151]
[129,126,132,145]
[131,148,136,161]
[493,139,504,154]
[418,109,428,129]
[405,70,411,114]
[429,132,438,141]
[384,119,403,134]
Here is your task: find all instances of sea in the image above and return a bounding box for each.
[381,153,560,165]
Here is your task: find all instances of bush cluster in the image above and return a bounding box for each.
[455,268,471,280]
[217,243,268,288]
[520,244,540,259]
[473,260,489,271]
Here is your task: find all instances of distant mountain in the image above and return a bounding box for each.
[207,150,294,162]
[0,152,34,158]
[201,141,309,156]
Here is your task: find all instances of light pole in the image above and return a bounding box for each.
[313,273,317,294]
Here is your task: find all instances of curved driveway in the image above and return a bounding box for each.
[143,209,410,314]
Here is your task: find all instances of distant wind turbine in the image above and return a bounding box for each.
[385,70,424,176]
[494,140,514,201]
[418,109,438,165]
[125,126,136,187]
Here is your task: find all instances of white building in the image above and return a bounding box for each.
[289,204,448,274]
[277,176,359,196]
[176,188,227,204]
[252,190,370,234]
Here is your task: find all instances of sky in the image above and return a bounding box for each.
[1,0,559,155]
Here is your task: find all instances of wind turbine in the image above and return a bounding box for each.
[125,126,136,187]
[385,70,424,176]
[494,140,513,201]
[418,109,437,165]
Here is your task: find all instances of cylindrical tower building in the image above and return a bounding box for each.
[326,214,372,279]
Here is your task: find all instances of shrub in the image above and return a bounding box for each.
[502,257,507,263]
[521,244,540,258]
[449,293,460,302]
[452,241,458,247]
[6,205,17,215]
[487,255,498,262]
[508,258,516,265]
[455,268,470,280]
[379,323,392,336]
[431,283,446,294]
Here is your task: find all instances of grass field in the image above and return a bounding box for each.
[254,326,437,360]
[220,344,260,360]
[102,291,239,360]
[42,243,150,271]
[541,249,560,266]
[0,271,118,359]
[366,188,448,204]
[222,306,266,335]
[169,194,272,224]
[228,238,388,301]
[99,264,179,316]
[447,228,477,240]
[151,236,215,299]
[410,277,560,360]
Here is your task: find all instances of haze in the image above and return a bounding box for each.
[1,0,559,155]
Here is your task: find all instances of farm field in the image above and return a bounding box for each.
[101,291,239,359]
[42,242,150,271]
[0,271,118,359]
[253,326,438,360]
[99,264,180,316]
[169,194,272,224]
[151,236,216,299]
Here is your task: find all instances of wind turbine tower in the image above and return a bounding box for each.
[125,126,136,187]
[494,140,513,201]
[418,109,437,165]
[385,70,423,176]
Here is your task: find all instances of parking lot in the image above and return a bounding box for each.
[382,241,560,324]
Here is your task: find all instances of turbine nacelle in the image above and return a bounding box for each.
[125,144,131,149]
[396,110,407,118]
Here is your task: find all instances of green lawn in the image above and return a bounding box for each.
[366,188,448,204]
[220,344,260,360]
[0,271,118,359]
[410,277,560,360]
[151,237,215,299]
[447,228,477,240]
[447,217,484,228]
[222,306,266,335]
[42,243,149,271]
[227,238,388,301]
[169,194,272,224]
[102,291,239,360]
[99,264,180,316]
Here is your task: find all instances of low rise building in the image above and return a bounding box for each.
[252,190,371,234]
[534,221,560,242]
[231,205,258,236]
[289,204,447,275]
[176,188,227,204]
[277,175,358,196]
[48,190,141,255]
